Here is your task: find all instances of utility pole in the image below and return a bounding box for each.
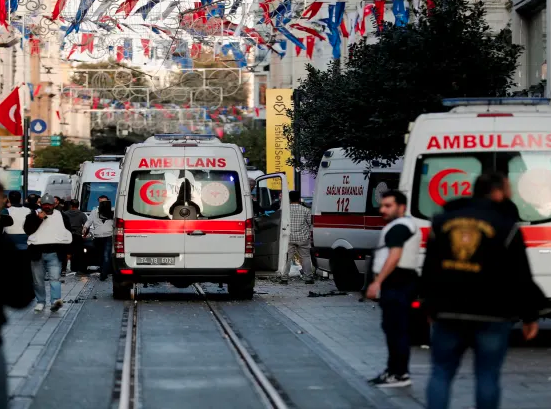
[292,89,301,195]
[23,117,29,198]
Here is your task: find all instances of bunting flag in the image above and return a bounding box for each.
[221,43,246,68]
[135,0,161,19]
[51,0,67,20]
[172,56,193,69]
[27,83,34,101]
[254,107,260,117]
[9,0,17,13]
[295,38,304,57]
[123,38,133,59]
[162,0,179,19]
[116,45,124,62]
[66,0,96,35]
[302,2,322,20]
[340,17,349,38]
[0,0,7,28]
[190,43,201,58]
[34,84,42,97]
[392,0,409,27]
[93,97,99,109]
[92,0,115,20]
[359,4,375,36]
[374,0,385,32]
[306,36,315,59]
[277,26,306,51]
[290,23,326,41]
[81,33,94,53]
[319,2,345,59]
[67,44,78,59]
[116,0,139,18]
[141,39,150,58]
[229,0,242,15]
[56,111,61,121]
[272,39,286,58]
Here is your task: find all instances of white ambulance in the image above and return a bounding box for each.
[311,148,403,291]
[26,169,72,199]
[401,98,551,300]
[113,134,290,300]
[74,155,123,214]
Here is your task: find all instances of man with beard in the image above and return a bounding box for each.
[24,194,72,312]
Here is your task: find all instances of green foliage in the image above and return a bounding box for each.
[33,138,95,174]
[224,129,267,172]
[286,0,523,173]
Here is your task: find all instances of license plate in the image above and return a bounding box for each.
[136,257,175,265]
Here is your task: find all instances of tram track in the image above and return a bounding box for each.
[112,284,289,409]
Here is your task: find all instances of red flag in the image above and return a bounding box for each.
[141,39,150,58]
[56,110,61,120]
[116,0,139,18]
[93,97,99,109]
[30,37,41,55]
[360,4,373,36]
[81,33,94,53]
[301,2,322,20]
[51,0,67,20]
[117,46,124,62]
[0,87,23,136]
[34,84,42,97]
[254,107,260,117]
[306,36,315,59]
[0,0,7,28]
[295,38,304,57]
[290,24,325,41]
[191,43,201,58]
[374,0,385,31]
[340,19,349,38]
[67,44,78,59]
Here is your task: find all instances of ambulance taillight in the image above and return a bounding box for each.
[115,218,125,257]
[245,218,254,258]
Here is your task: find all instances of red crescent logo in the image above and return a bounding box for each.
[428,168,467,206]
[139,181,165,205]
[95,168,116,181]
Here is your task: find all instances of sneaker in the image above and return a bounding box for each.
[34,303,45,312]
[50,300,63,312]
[370,372,411,388]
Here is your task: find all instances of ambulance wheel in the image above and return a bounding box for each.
[228,274,255,300]
[112,277,132,300]
[331,254,363,292]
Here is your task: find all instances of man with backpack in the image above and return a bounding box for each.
[422,172,548,409]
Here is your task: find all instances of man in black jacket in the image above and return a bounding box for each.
[1,180,34,409]
[422,172,547,409]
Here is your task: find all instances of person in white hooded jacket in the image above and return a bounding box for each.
[24,194,72,313]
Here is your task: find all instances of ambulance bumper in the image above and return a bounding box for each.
[113,258,255,283]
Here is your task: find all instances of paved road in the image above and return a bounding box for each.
[3,275,551,409]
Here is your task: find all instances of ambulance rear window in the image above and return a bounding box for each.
[127,169,242,220]
[412,152,551,224]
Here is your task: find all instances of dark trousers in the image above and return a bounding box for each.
[379,282,416,376]
[70,234,85,273]
[427,320,512,409]
[94,236,113,278]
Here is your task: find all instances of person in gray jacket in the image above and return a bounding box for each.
[83,195,114,281]
[65,199,88,274]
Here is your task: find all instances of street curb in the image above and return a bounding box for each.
[9,278,96,408]
[256,298,408,409]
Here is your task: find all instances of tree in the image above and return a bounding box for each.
[286,0,523,172]
[33,139,95,174]
[224,129,267,172]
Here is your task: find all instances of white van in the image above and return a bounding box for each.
[311,148,403,290]
[74,155,123,214]
[401,98,551,300]
[113,134,290,300]
[28,169,72,199]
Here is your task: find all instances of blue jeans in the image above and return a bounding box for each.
[94,237,113,277]
[427,320,513,409]
[379,281,417,376]
[0,346,6,409]
[31,252,62,304]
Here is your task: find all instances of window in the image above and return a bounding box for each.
[81,182,118,212]
[412,152,551,224]
[365,172,400,215]
[128,169,242,220]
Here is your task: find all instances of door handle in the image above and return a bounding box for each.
[187,230,206,236]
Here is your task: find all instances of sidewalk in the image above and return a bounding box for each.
[2,276,90,399]
[257,278,551,409]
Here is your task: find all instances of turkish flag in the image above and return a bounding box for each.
[0,87,22,136]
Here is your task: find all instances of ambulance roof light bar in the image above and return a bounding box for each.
[94,155,124,162]
[153,133,219,141]
[442,98,551,107]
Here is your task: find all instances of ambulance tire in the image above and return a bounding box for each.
[112,277,132,300]
[228,274,255,300]
[331,254,363,292]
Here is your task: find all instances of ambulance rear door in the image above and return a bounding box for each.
[183,146,248,269]
[253,173,290,274]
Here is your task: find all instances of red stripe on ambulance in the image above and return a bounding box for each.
[313,215,385,230]
[125,220,245,234]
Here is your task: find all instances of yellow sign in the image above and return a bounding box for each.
[266,89,294,190]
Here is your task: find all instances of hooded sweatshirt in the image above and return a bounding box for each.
[65,209,88,235]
